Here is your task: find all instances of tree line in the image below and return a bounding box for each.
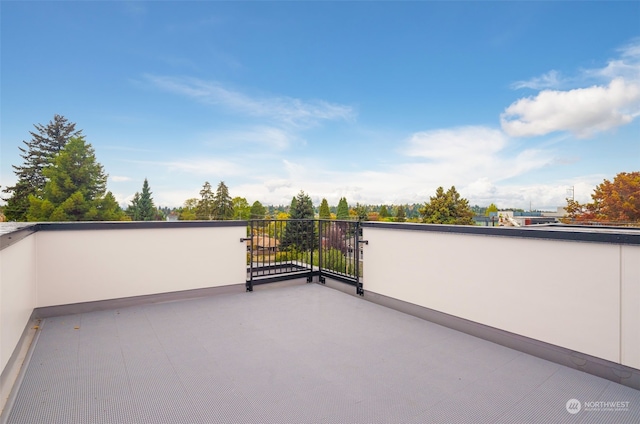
[2,115,637,225]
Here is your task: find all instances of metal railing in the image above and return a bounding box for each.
[245,219,364,295]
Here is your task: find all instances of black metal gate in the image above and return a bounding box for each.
[244,219,364,295]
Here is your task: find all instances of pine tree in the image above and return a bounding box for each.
[126,192,141,220]
[27,137,124,221]
[212,181,233,220]
[196,181,215,220]
[395,205,407,222]
[281,191,317,251]
[137,179,156,221]
[419,186,474,225]
[3,115,82,221]
[319,198,331,219]
[336,197,349,220]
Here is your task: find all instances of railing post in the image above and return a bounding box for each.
[245,220,253,292]
[355,221,364,296]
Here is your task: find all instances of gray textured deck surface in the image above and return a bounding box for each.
[4,283,640,424]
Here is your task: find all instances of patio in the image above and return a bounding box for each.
[4,282,639,424]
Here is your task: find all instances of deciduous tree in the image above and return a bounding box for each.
[564,172,640,224]
[379,205,389,218]
[485,203,498,216]
[179,198,198,220]
[232,197,251,220]
[250,200,266,219]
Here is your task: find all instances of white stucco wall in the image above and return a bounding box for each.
[0,234,37,374]
[362,226,635,366]
[621,245,640,369]
[36,226,246,308]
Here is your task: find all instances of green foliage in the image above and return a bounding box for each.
[485,203,499,216]
[250,200,267,219]
[354,203,368,221]
[213,181,234,220]
[3,115,82,221]
[126,179,160,221]
[281,191,317,251]
[419,186,474,225]
[379,205,389,218]
[27,137,125,221]
[395,205,407,222]
[138,179,156,220]
[336,197,349,220]
[232,197,251,220]
[178,198,198,220]
[319,198,331,219]
[196,181,215,220]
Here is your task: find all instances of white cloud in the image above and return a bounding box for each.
[110,176,132,182]
[406,126,507,159]
[504,39,640,138]
[127,158,244,178]
[203,126,296,150]
[220,126,555,209]
[144,75,355,128]
[511,70,563,90]
[501,78,640,138]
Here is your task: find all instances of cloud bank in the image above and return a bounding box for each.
[503,40,640,138]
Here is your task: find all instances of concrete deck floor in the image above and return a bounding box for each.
[3,283,640,424]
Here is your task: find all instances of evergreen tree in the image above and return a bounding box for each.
[419,186,474,225]
[126,179,157,221]
[319,198,331,219]
[212,181,233,220]
[126,192,141,220]
[196,181,215,220]
[336,197,349,220]
[379,205,390,218]
[27,137,124,221]
[137,179,156,221]
[281,191,317,251]
[250,200,267,219]
[3,115,82,221]
[396,205,407,222]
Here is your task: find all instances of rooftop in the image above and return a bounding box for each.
[1,221,639,423]
[5,282,640,424]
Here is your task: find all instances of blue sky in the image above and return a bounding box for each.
[2,1,639,210]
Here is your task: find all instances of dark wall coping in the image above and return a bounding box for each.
[3,220,639,251]
[0,220,248,251]
[361,221,640,245]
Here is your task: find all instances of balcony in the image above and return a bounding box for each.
[1,221,639,423]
